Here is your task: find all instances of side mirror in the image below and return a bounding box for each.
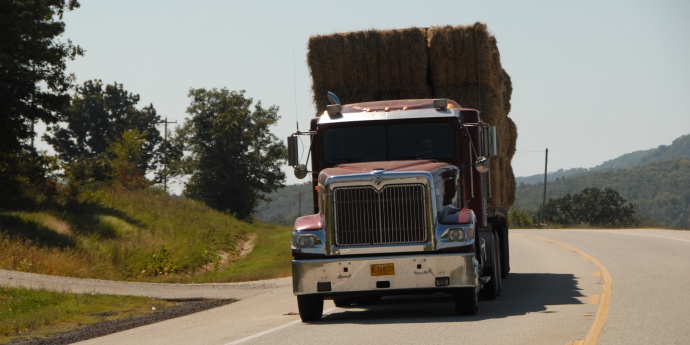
[294,164,308,179]
[474,156,490,174]
[287,136,299,166]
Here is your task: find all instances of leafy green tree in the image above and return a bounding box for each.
[44,80,162,179]
[0,0,83,198]
[108,130,149,189]
[541,187,637,227]
[176,88,286,219]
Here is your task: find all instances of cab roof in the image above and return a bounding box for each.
[316,99,471,125]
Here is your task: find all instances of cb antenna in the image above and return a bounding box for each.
[293,47,299,132]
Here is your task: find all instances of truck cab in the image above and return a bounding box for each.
[288,98,506,321]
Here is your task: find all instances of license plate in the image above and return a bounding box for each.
[370,263,395,276]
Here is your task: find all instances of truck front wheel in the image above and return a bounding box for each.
[480,232,501,300]
[455,287,478,316]
[297,294,324,322]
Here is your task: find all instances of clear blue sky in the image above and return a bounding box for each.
[57,0,690,186]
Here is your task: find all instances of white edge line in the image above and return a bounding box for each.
[224,307,337,345]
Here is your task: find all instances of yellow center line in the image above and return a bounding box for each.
[523,234,612,345]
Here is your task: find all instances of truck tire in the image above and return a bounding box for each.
[500,224,510,279]
[333,297,353,307]
[455,287,478,316]
[479,232,501,300]
[297,294,324,322]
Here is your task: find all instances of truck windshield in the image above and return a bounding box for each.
[322,123,454,164]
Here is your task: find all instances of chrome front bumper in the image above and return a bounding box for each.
[292,253,478,295]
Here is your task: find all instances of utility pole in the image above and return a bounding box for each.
[158,117,177,194]
[541,148,549,225]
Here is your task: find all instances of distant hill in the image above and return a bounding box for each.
[514,159,690,228]
[517,134,690,185]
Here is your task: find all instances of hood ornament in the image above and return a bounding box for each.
[372,175,384,187]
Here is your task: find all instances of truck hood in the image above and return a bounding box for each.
[319,160,451,181]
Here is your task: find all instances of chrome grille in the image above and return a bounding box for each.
[333,184,428,246]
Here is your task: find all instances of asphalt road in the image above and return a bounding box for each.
[21,229,690,345]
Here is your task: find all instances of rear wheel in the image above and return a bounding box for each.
[455,287,478,316]
[499,224,510,279]
[297,294,324,322]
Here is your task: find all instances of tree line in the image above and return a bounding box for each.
[1,1,285,220]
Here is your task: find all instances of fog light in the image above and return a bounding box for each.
[435,277,450,287]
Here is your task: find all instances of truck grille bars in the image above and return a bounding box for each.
[332,184,428,246]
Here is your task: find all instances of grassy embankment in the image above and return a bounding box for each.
[0,186,293,342]
[0,288,177,342]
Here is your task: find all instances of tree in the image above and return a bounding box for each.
[44,80,162,179]
[541,187,637,227]
[176,88,286,219]
[108,130,149,189]
[0,0,83,197]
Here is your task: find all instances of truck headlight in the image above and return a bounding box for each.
[443,227,474,242]
[448,228,465,241]
[293,234,322,248]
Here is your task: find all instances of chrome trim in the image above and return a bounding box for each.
[323,172,436,255]
[333,184,428,245]
[335,244,430,256]
[317,107,458,125]
[292,253,478,295]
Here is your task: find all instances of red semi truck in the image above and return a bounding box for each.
[287,95,509,321]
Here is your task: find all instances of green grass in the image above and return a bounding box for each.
[0,186,293,282]
[0,185,296,343]
[0,287,177,343]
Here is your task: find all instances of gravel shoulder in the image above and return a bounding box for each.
[1,269,291,300]
[1,269,292,344]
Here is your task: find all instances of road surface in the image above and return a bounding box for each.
[5,229,690,344]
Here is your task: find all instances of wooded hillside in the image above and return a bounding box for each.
[515,159,690,229]
[517,134,690,185]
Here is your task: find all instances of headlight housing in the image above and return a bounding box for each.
[441,226,474,242]
[292,233,322,248]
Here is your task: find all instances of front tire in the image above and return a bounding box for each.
[297,294,324,322]
[455,287,478,315]
[479,232,501,300]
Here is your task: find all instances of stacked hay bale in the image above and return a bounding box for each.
[427,23,516,211]
[307,27,431,112]
[307,22,516,211]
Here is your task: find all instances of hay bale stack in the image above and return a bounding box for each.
[308,28,430,113]
[427,23,514,211]
[306,23,517,211]
[427,23,504,90]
